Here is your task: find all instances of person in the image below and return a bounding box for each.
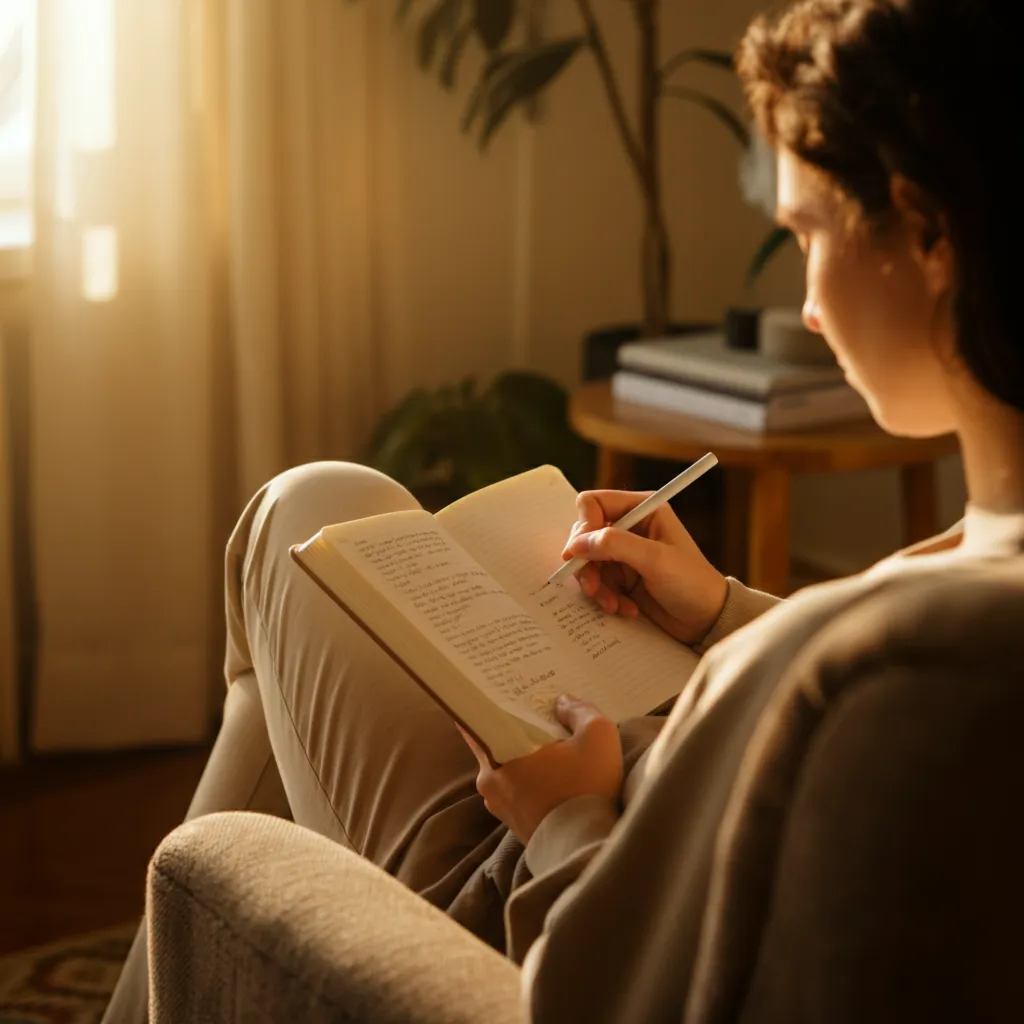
[103,0,1024,1020]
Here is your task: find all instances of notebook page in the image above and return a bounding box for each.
[436,468,699,720]
[323,510,587,735]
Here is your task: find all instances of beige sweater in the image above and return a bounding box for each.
[511,505,1024,1021]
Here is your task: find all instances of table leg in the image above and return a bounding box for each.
[901,461,937,545]
[595,447,635,490]
[747,466,791,597]
[722,468,749,580]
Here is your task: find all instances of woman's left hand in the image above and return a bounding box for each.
[459,694,623,845]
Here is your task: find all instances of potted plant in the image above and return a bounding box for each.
[366,370,595,509]
[356,0,790,505]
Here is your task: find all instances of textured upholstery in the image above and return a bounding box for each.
[147,813,520,1024]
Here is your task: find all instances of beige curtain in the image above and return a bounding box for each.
[29,0,388,750]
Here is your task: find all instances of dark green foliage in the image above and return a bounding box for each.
[659,48,751,155]
[440,21,474,89]
[355,1,788,282]
[418,0,462,70]
[660,47,735,78]
[746,225,795,286]
[470,38,585,149]
[661,87,749,147]
[474,0,514,51]
[460,51,514,131]
[390,1,585,150]
[366,371,596,509]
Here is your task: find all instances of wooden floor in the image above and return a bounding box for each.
[0,744,211,956]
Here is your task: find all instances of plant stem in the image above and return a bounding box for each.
[522,0,545,121]
[636,0,670,335]
[572,0,645,184]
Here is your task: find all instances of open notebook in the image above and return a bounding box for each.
[291,465,700,764]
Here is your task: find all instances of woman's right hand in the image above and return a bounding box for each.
[561,489,729,646]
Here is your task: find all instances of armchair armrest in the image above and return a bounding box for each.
[147,812,521,1024]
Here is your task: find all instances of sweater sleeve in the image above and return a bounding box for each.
[504,716,666,961]
[524,795,620,879]
[504,796,619,963]
[693,577,783,655]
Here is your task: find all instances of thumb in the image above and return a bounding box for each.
[554,693,605,733]
[568,526,659,576]
[455,723,490,769]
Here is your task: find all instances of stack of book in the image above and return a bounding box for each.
[612,331,871,432]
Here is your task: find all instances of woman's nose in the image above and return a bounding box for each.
[802,295,822,334]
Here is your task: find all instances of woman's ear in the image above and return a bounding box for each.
[890,173,954,297]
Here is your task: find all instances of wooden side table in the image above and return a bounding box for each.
[569,381,960,596]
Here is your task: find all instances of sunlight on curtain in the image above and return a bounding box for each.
[0,0,35,253]
[27,0,522,751]
[57,0,115,150]
[52,0,115,227]
[81,224,118,302]
[30,0,224,749]
[28,0,394,750]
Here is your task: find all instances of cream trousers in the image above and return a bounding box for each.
[102,462,503,1024]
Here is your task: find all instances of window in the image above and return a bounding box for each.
[0,0,36,262]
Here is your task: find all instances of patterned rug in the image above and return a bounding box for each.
[0,924,135,1024]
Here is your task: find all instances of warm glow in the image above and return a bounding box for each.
[0,0,36,250]
[55,0,116,220]
[59,0,116,152]
[81,225,118,302]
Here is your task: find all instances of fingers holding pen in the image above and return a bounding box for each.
[566,528,644,618]
[560,489,668,619]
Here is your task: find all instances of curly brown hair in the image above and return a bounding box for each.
[737,0,1022,412]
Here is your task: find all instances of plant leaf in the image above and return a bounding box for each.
[746,226,794,286]
[486,372,596,489]
[418,0,462,72]
[489,371,567,427]
[367,370,597,501]
[434,402,517,493]
[473,0,514,51]
[661,47,734,80]
[662,86,749,147]
[366,389,428,457]
[365,389,443,487]
[478,37,585,150]
[440,20,474,89]
[462,52,514,132]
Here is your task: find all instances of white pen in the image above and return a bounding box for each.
[546,452,719,587]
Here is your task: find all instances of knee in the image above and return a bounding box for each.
[225,461,420,623]
[260,461,419,526]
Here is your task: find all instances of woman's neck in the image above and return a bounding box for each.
[955,387,1024,513]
